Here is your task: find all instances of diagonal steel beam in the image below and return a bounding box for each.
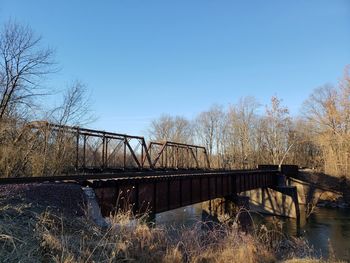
[125,138,141,168]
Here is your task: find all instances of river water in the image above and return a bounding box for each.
[155,202,350,261]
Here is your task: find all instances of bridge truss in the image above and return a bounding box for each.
[27,121,210,173]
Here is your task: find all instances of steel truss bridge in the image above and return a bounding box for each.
[0,122,299,218]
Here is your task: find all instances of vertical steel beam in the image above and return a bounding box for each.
[165,146,168,168]
[141,140,144,169]
[176,146,179,169]
[190,148,199,168]
[186,147,189,169]
[161,148,164,168]
[204,149,210,169]
[123,138,127,169]
[76,128,80,170]
[102,133,106,170]
[83,135,86,169]
[105,138,109,168]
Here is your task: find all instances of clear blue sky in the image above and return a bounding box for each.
[1,1,350,135]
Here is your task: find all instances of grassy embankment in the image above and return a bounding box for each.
[0,186,344,263]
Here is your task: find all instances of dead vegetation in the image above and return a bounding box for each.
[0,190,343,263]
[0,120,77,177]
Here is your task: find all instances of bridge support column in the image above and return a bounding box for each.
[225,194,251,229]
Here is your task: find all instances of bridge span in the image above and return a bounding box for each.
[91,169,280,216]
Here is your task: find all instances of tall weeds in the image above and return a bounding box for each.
[0,195,335,263]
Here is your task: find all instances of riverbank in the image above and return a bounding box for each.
[0,183,345,262]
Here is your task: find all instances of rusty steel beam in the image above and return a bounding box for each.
[150,142,168,167]
[141,140,152,168]
[90,169,280,216]
[125,139,141,168]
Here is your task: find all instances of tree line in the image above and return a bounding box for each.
[148,68,350,179]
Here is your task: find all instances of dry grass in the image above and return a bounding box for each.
[283,259,346,263]
[1,197,339,263]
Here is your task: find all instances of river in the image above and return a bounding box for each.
[155,201,350,261]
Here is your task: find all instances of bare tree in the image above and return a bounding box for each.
[303,85,339,133]
[149,115,173,141]
[148,114,192,143]
[52,81,93,126]
[261,96,291,165]
[303,67,350,177]
[195,104,225,167]
[0,21,55,120]
[228,96,260,168]
[285,118,321,168]
[173,116,193,143]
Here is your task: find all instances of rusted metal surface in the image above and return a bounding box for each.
[91,169,279,216]
[0,168,280,216]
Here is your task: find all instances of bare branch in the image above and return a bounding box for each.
[0,20,56,120]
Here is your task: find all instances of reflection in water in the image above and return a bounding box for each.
[155,201,350,261]
[279,206,350,260]
[156,203,204,228]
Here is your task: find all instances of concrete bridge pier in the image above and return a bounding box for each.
[245,171,301,225]
[273,172,301,225]
[82,187,109,228]
[272,186,300,226]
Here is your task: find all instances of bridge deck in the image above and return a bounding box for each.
[0,169,280,216]
[88,169,279,215]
